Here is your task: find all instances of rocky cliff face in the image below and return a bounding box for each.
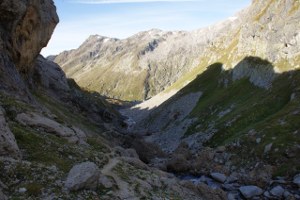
[54,27,226,101]
[0,0,58,73]
[0,0,58,157]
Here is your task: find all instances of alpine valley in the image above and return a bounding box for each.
[0,0,300,199]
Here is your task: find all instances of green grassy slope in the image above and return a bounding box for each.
[151,56,300,176]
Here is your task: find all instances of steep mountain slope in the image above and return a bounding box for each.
[54,21,236,101]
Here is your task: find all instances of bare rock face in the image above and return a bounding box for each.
[33,55,70,93]
[0,0,59,72]
[0,107,21,159]
[16,112,87,145]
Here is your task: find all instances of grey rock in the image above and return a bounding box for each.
[222,183,240,191]
[18,187,27,193]
[98,174,114,189]
[33,55,70,92]
[264,191,271,198]
[293,174,300,187]
[264,143,273,154]
[65,162,100,191]
[256,138,261,144]
[227,192,239,200]
[16,113,87,144]
[0,107,21,159]
[210,172,227,183]
[239,186,263,199]
[283,190,292,198]
[226,173,239,183]
[270,186,284,197]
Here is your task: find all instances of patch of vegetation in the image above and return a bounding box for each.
[158,56,300,176]
[25,183,43,197]
[113,162,131,182]
[253,0,275,21]
[0,93,34,119]
[11,123,73,172]
[86,137,110,153]
[288,0,300,15]
[33,92,102,134]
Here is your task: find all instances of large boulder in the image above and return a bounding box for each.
[65,162,100,191]
[16,112,87,144]
[0,107,21,159]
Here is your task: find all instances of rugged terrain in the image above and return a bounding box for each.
[1,0,300,199]
[121,0,300,199]
[0,0,224,199]
[53,25,232,101]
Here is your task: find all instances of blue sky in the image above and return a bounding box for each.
[42,0,251,56]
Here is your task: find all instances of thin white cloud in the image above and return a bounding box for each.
[70,0,198,4]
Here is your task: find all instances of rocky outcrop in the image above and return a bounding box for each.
[16,112,87,145]
[65,162,100,191]
[0,0,58,72]
[33,55,70,93]
[0,0,59,98]
[0,107,21,159]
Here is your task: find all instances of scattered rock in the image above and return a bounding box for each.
[0,107,21,159]
[256,138,261,144]
[98,174,114,189]
[239,186,263,199]
[227,192,239,200]
[269,185,284,197]
[284,190,292,198]
[222,183,239,191]
[65,162,100,191]
[264,143,273,154]
[264,191,271,198]
[210,172,227,183]
[18,187,27,193]
[226,173,239,183]
[293,174,300,187]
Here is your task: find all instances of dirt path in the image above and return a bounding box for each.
[101,158,138,200]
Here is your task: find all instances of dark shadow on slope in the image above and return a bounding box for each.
[122,56,300,176]
[123,56,277,133]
